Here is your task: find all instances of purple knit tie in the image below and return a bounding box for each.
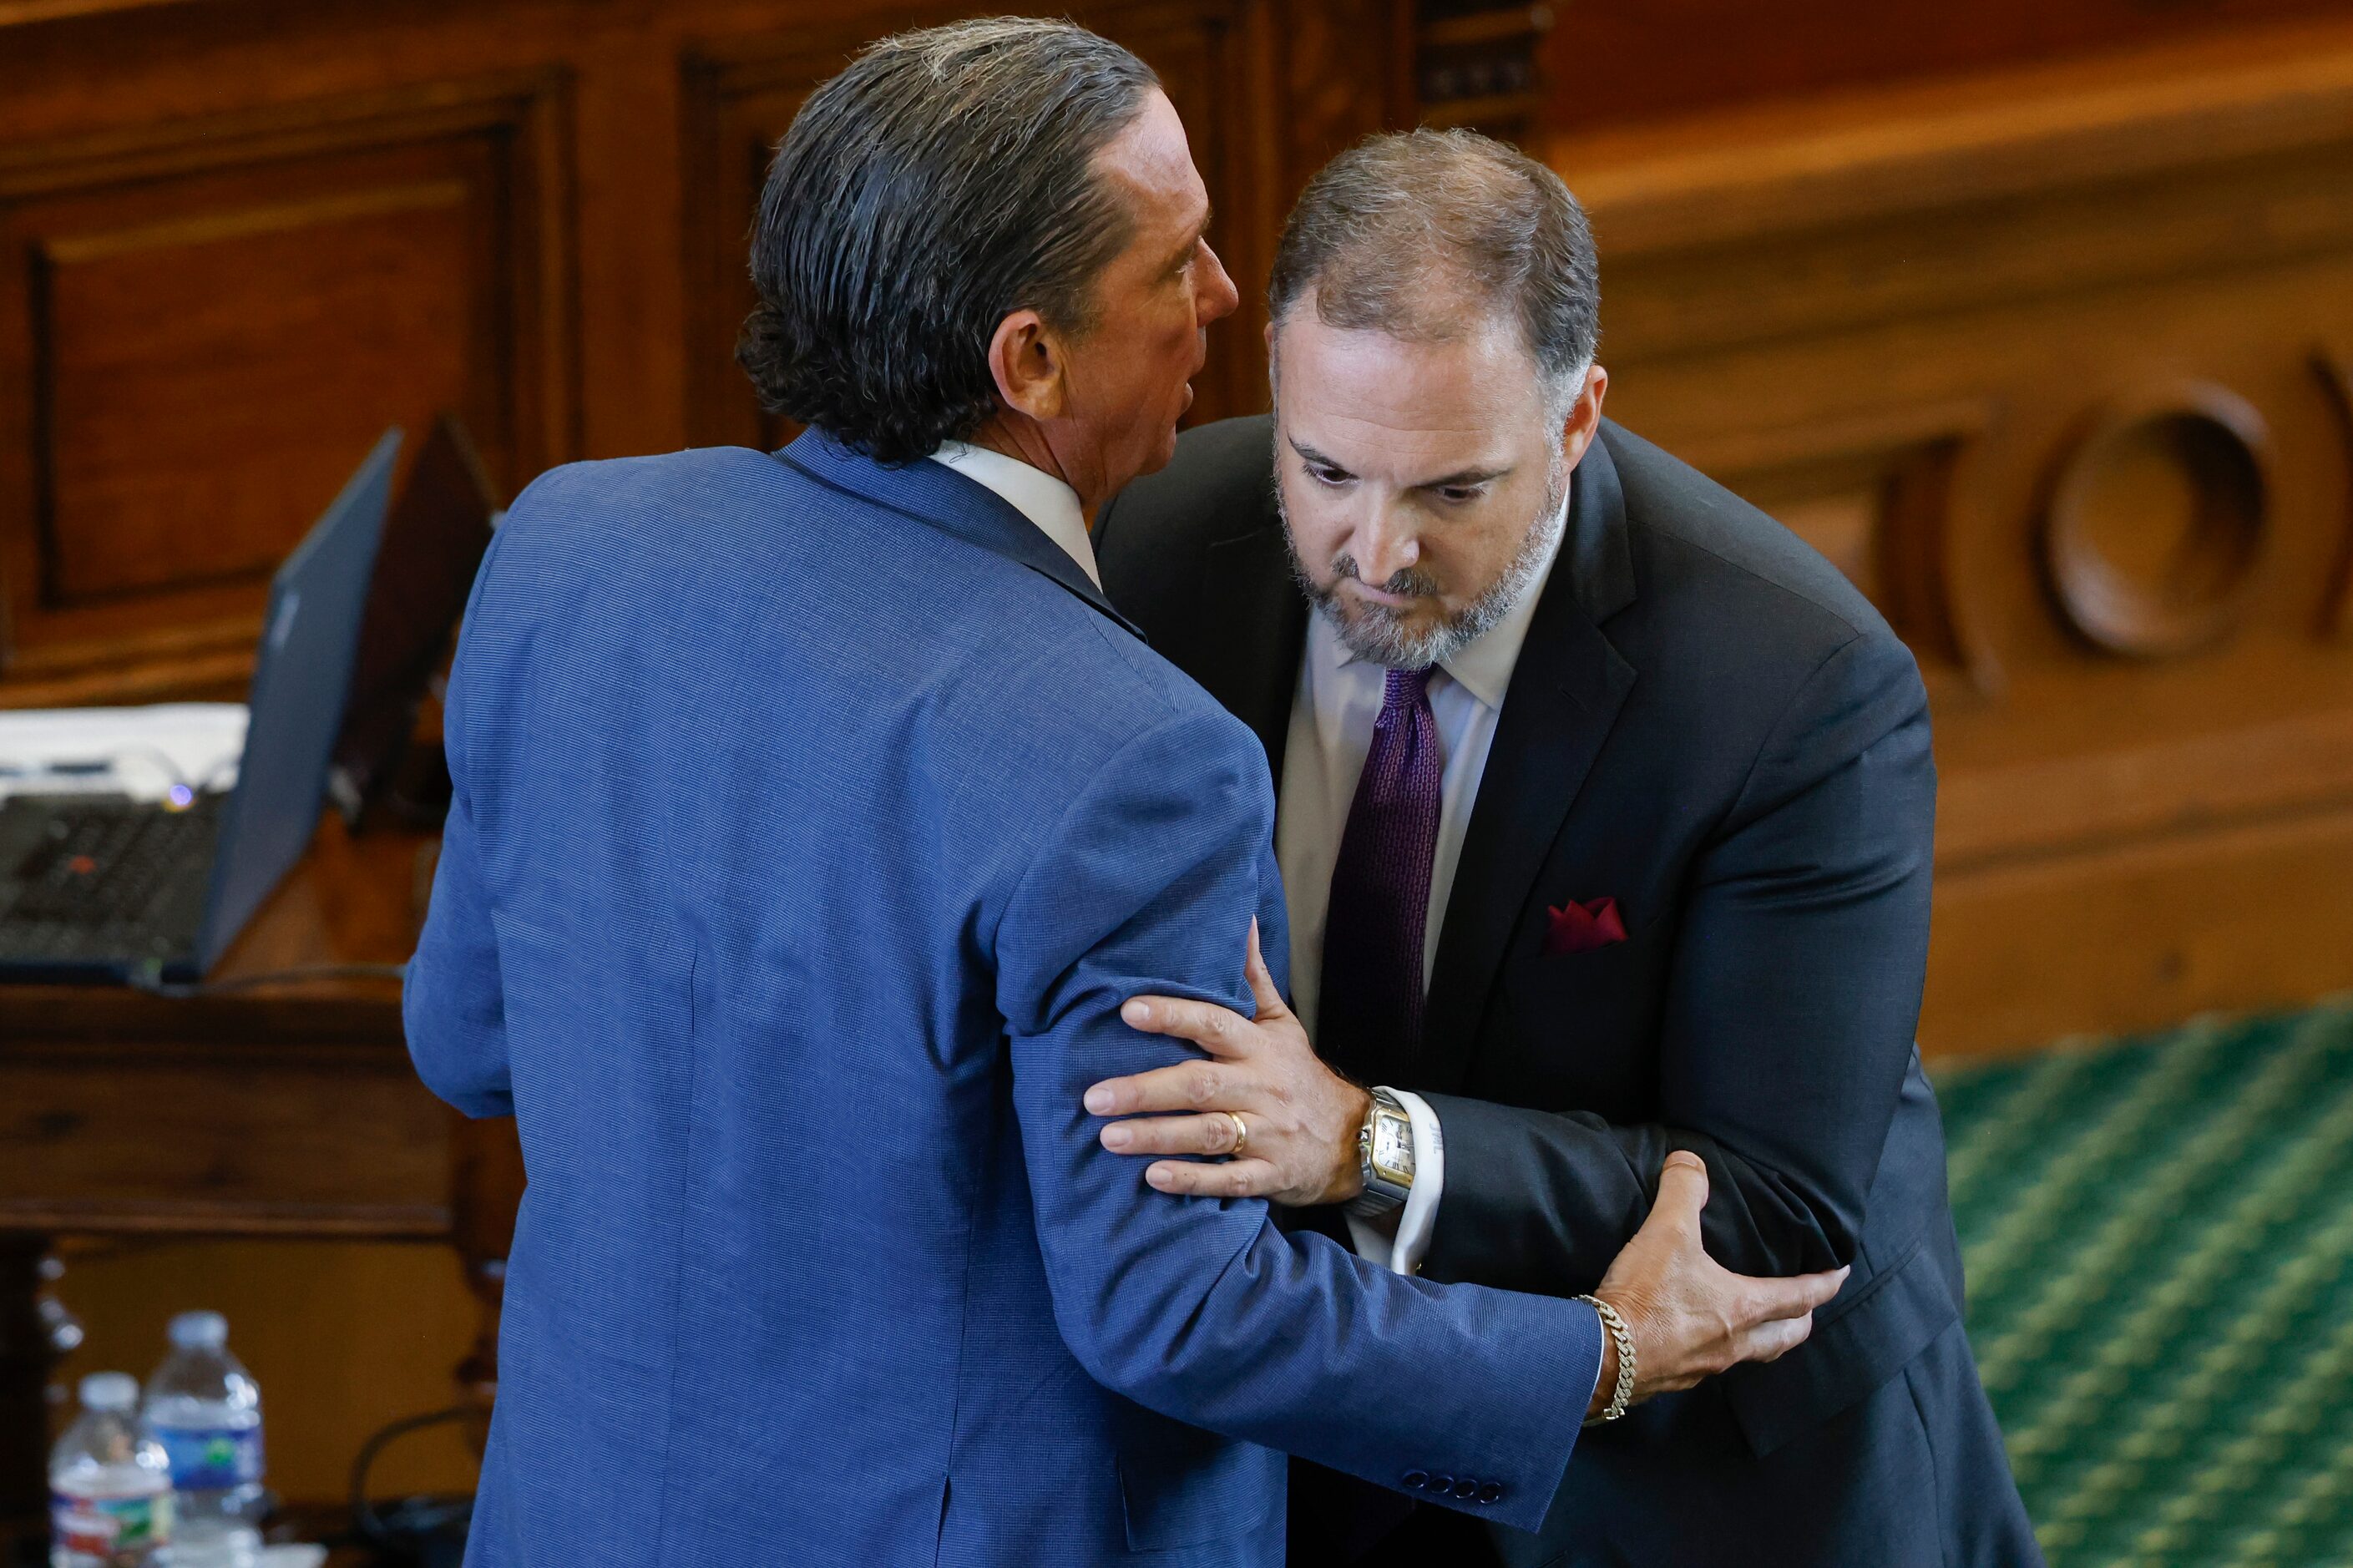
[1318,665,1445,1085]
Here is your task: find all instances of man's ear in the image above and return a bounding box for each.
[1560,364,1609,466]
[988,309,1068,422]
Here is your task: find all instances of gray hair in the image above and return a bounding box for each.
[737,18,1158,463]
[1267,129,1599,410]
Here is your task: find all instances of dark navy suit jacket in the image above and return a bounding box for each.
[1099,417,2041,1567]
[404,433,1606,1567]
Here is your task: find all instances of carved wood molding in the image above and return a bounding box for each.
[0,1022,443,1238]
[1936,704,2353,874]
[2041,381,2273,660]
[0,0,194,26]
[1556,23,2353,363]
[1554,20,2353,259]
[1672,397,2003,698]
[2314,346,2353,639]
[0,68,573,200]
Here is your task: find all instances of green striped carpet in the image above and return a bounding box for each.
[1938,998,2353,1567]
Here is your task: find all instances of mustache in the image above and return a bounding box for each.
[1330,554,1442,601]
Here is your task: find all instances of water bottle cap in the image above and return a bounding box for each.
[78,1372,139,1411]
[167,1309,229,1350]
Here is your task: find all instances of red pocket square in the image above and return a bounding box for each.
[1546,897,1627,955]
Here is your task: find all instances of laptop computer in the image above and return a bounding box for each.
[327,413,499,826]
[0,428,402,985]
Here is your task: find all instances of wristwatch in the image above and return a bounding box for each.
[1347,1087,1415,1217]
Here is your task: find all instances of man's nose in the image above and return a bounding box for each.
[1350,508,1421,584]
[1198,241,1241,326]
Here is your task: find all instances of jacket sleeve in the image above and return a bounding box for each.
[402,536,514,1120]
[1421,630,1936,1287]
[996,706,1602,1533]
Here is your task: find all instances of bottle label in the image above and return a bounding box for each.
[51,1488,173,1554]
[154,1424,265,1490]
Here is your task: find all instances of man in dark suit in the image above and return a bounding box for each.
[1090,130,2041,1565]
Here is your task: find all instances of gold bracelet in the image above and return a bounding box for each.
[1576,1294,1636,1425]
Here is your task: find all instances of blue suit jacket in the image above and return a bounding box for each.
[403,432,1603,1567]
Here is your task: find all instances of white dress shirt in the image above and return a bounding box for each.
[930,440,1099,587]
[1278,506,1568,1274]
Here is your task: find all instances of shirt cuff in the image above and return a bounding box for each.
[1342,1089,1445,1276]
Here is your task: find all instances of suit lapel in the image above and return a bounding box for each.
[777,430,1146,640]
[1418,431,1639,1095]
[1194,524,1310,791]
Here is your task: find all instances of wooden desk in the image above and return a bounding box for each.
[0,813,517,1533]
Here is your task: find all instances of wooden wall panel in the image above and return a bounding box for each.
[1553,23,2353,1055]
[1539,0,2353,135]
[41,178,474,600]
[0,71,574,708]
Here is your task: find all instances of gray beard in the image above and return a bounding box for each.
[1279,458,1568,670]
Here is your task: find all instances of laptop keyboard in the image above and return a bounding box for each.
[3,794,222,928]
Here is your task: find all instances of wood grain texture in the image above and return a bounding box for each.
[0,0,191,23]
[2315,345,2353,639]
[1553,20,2353,1055]
[0,817,434,1238]
[1538,0,2353,135]
[1925,802,2353,1060]
[0,67,575,708]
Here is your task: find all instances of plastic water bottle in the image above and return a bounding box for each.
[142,1311,266,1567]
[49,1371,173,1567]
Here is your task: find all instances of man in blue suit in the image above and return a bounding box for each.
[404,21,1841,1565]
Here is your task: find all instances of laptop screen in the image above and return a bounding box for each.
[195,429,402,971]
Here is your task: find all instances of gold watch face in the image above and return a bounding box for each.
[1370,1110,1414,1186]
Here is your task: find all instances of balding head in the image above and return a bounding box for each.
[1268,129,1599,412]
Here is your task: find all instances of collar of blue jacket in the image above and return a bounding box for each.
[777,427,1148,643]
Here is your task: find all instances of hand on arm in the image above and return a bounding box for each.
[1581,1151,1845,1419]
[1085,919,1371,1207]
[1093,940,1845,1417]
[1424,634,1938,1292]
[1001,711,1604,1530]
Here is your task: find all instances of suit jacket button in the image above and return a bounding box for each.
[1477,1483,1504,1505]
[1402,1471,1429,1490]
[1451,1479,1479,1500]
[1430,1474,1455,1495]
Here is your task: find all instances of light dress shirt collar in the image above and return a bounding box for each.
[929,439,1100,589]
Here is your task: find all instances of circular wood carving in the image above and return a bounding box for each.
[2044,384,2270,657]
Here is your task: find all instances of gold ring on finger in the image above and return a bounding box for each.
[1226,1111,1248,1157]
